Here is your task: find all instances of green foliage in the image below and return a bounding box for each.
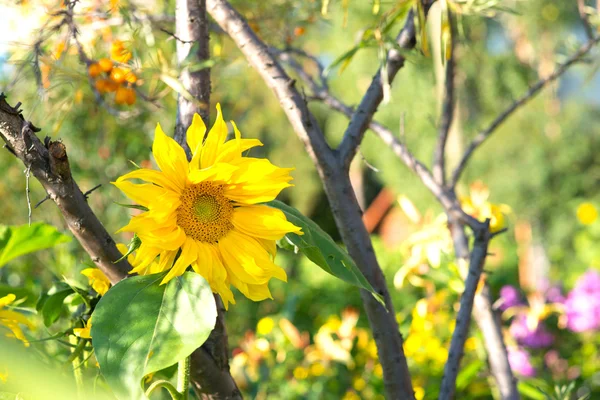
[0,223,71,268]
[36,282,74,327]
[268,200,385,306]
[91,272,216,400]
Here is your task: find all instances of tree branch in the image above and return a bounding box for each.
[207,1,415,398]
[577,0,595,41]
[440,220,492,400]
[446,222,519,400]
[432,9,455,186]
[276,51,518,398]
[0,94,130,284]
[451,35,600,187]
[337,7,419,170]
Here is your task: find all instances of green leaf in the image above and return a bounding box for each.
[0,223,71,268]
[456,359,484,390]
[41,284,75,327]
[92,272,217,400]
[268,200,385,307]
[517,381,546,400]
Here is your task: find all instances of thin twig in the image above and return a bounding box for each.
[25,165,32,226]
[432,9,456,186]
[83,184,102,201]
[451,36,600,187]
[35,194,51,208]
[577,0,595,41]
[337,7,419,170]
[439,220,493,400]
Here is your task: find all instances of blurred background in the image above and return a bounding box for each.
[0,0,599,399]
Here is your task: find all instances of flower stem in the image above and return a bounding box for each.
[145,380,180,399]
[177,356,191,400]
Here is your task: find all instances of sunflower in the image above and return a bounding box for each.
[113,105,302,308]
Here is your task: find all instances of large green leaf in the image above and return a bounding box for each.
[0,223,71,268]
[91,272,217,400]
[268,200,385,306]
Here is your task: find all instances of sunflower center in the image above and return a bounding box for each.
[176,182,234,243]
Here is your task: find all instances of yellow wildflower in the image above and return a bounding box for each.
[352,376,366,391]
[81,268,111,296]
[577,202,598,225]
[110,40,132,63]
[113,105,302,309]
[342,390,361,400]
[461,181,511,233]
[0,294,34,346]
[309,362,325,376]
[414,386,425,400]
[73,316,92,339]
[293,366,309,379]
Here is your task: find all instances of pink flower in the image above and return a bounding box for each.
[508,348,536,377]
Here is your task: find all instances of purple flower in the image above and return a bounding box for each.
[564,270,600,333]
[509,314,554,348]
[499,285,523,311]
[508,348,536,377]
[545,285,565,304]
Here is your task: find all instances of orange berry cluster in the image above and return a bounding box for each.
[88,41,137,106]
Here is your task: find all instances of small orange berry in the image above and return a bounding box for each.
[115,86,128,105]
[110,67,127,83]
[294,26,306,36]
[98,58,113,73]
[125,88,136,105]
[95,79,107,93]
[88,63,102,78]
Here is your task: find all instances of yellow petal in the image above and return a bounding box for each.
[81,268,111,296]
[200,104,228,169]
[0,294,16,309]
[129,244,162,275]
[246,283,273,301]
[115,168,181,194]
[224,158,294,204]
[161,237,198,284]
[215,138,263,165]
[112,181,170,208]
[187,163,239,184]
[152,123,188,190]
[138,226,187,251]
[187,113,207,157]
[232,205,302,240]
[218,230,287,286]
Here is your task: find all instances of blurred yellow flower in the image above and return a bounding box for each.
[309,362,325,377]
[342,390,361,400]
[114,106,301,308]
[394,196,453,290]
[81,268,111,296]
[74,316,92,339]
[110,40,132,63]
[0,294,33,346]
[461,181,511,233]
[373,363,383,378]
[0,366,7,383]
[256,317,275,336]
[577,202,598,225]
[414,386,425,400]
[293,366,309,379]
[352,376,367,391]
